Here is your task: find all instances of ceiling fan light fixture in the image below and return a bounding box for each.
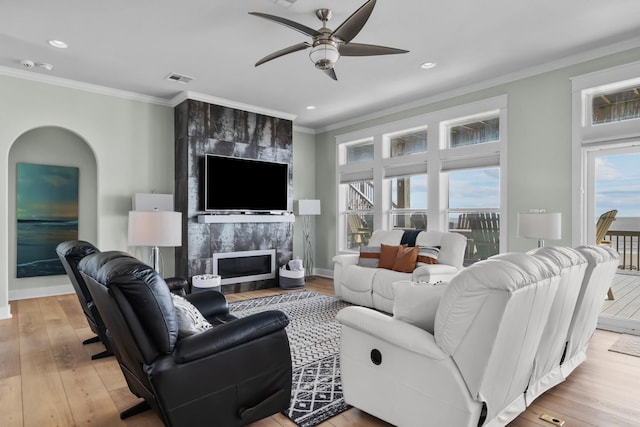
[309,42,339,70]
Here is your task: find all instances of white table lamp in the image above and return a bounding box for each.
[518,210,561,248]
[297,199,321,278]
[128,210,182,273]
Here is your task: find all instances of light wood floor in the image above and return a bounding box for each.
[1,277,640,426]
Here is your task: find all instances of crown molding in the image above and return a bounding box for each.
[313,36,640,134]
[293,125,316,134]
[171,91,297,121]
[0,65,172,106]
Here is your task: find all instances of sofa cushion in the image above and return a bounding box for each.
[358,246,381,268]
[392,245,419,272]
[417,245,440,265]
[371,269,415,312]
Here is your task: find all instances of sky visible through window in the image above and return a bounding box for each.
[394,169,500,209]
[449,168,500,209]
[595,153,640,219]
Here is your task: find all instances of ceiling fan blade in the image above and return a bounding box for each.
[340,42,409,56]
[249,12,322,38]
[323,68,337,80]
[255,42,311,66]
[331,0,376,43]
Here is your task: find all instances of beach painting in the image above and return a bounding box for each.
[16,162,79,278]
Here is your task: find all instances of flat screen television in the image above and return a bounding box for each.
[204,154,289,212]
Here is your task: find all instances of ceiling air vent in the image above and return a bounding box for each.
[274,0,297,7]
[165,72,193,84]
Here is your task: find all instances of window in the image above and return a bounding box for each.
[591,85,640,125]
[389,174,428,230]
[447,116,499,148]
[572,62,640,247]
[346,141,374,164]
[390,129,428,157]
[336,95,507,254]
[344,180,374,249]
[447,168,500,262]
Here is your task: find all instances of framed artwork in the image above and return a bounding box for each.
[16,162,79,278]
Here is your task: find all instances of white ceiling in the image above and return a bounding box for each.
[2,0,640,131]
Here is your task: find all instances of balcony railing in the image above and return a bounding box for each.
[606,230,639,270]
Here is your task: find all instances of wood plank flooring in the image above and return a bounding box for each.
[1,277,639,426]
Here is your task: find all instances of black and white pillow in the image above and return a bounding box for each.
[417,245,441,265]
[171,294,213,338]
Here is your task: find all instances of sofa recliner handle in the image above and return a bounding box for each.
[238,388,287,420]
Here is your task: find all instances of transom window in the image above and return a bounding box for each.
[346,140,374,164]
[446,115,500,148]
[389,129,428,157]
[591,85,640,125]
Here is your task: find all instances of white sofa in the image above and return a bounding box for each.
[336,245,619,427]
[332,229,467,313]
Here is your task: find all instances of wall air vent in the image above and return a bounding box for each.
[165,72,193,84]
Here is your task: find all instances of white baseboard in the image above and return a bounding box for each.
[314,267,333,278]
[9,284,75,301]
[0,304,12,320]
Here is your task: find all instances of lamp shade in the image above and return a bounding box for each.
[128,211,182,247]
[297,199,321,216]
[518,212,562,240]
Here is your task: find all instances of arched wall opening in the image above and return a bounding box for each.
[8,126,97,299]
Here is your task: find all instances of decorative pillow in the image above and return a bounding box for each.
[392,245,419,272]
[171,294,213,338]
[358,246,381,268]
[417,245,441,265]
[379,244,402,269]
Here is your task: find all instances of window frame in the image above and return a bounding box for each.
[336,95,508,254]
[571,60,640,246]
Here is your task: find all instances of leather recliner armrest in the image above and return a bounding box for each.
[172,310,289,363]
[184,290,230,319]
[165,277,189,296]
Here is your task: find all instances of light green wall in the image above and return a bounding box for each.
[292,130,317,261]
[312,47,640,272]
[0,75,174,316]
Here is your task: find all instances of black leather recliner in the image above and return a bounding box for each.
[56,241,198,359]
[79,252,293,427]
[56,240,118,359]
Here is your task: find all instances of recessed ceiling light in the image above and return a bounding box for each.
[306,105,316,110]
[420,62,436,70]
[48,39,68,49]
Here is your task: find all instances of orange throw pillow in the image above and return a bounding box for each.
[379,244,401,269]
[392,245,419,272]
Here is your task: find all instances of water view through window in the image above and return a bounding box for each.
[595,152,640,269]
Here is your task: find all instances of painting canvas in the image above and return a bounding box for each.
[16,163,79,278]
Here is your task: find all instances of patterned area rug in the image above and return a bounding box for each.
[609,333,640,357]
[229,291,352,427]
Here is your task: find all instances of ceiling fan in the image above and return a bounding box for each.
[249,0,409,80]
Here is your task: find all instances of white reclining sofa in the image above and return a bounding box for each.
[332,229,467,313]
[337,245,619,427]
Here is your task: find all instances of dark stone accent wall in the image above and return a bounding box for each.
[174,99,294,293]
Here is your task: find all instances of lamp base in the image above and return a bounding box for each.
[151,246,161,273]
